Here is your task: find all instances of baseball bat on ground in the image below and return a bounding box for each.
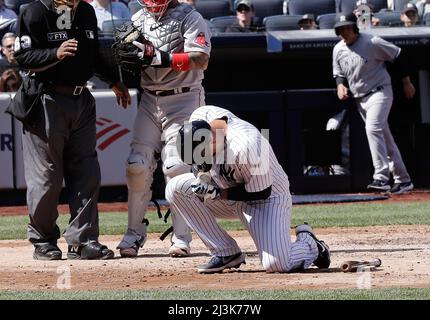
[340,258,382,272]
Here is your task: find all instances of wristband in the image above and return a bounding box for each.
[171,53,190,71]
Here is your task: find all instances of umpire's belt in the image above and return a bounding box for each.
[52,85,85,96]
[146,87,190,96]
[357,86,384,100]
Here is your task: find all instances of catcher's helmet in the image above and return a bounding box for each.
[176,120,213,172]
[140,0,172,18]
[334,12,359,35]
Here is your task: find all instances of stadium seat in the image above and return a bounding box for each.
[195,0,232,20]
[102,19,131,34]
[209,15,237,33]
[317,13,337,29]
[335,0,356,14]
[263,14,303,31]
[247,0,284,20]
[4,0,34,14]
[373,10,402,26]
[393,0,411,11]
[128,0,142,16]
[287,0,336,17]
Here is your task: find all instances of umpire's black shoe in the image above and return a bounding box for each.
[67,241,114,260]
[198,252,245,274]
[367,179,391,191]
[296,223,331,269]
[33,243,62,261]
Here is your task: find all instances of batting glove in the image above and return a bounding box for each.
[191,180,220,202]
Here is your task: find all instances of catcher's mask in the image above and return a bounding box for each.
[139,0,173,20]
[176,120,213,172]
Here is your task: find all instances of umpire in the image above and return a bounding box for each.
[14,0,130,260]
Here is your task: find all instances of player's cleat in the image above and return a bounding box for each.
[119,246,138,258]
[367,179,391,191]
[168,243,191,257]
[197,252,246,274]
[67,241,114,260]
[33,243,62,261]
[389,181,414,194]
[295,223,331,269]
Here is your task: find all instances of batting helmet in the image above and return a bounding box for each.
[176,120,213,172]
[334,12,359,35]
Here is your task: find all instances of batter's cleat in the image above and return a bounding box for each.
[198,252,246,274]
[389,181,414,194]
[367,179,391,191]
[67,241,114,260]
[295,223,331,269]
[168,244,191,258]
[33,243,62,261]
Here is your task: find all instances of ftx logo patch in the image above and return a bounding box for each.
[47,31,68,42]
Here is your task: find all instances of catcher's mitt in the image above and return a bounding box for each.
[112,21,154,74]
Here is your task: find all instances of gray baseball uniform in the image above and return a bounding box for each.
[332,33,411,183]
[166,106,318,272]
[118,3,211,254]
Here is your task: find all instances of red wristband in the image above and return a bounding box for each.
[171,53,190,71]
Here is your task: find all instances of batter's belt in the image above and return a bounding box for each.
[145,87,191,96]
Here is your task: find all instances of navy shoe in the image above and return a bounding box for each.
[390,181,414,194]
[367,180,391,191]
[198,252,245,274]
[33,243,62,261]
[67,241,114,260]
[295,223,331,269]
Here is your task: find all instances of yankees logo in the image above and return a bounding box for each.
[220,165,236,183]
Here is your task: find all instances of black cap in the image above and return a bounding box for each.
[334,12,358,30]
[402,3,418,14]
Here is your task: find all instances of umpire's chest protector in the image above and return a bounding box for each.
[133,5,194,53]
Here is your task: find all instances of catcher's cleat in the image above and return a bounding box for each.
[168,244,190,258]
[389,181,414,194]
[119,246,138,258]
[197,252,245,274]
[367,179,391,191]
[67,241,114,260]
[295,223,331,269]
[33,243,62,261]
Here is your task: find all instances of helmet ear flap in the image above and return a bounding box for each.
[176,120,212,166]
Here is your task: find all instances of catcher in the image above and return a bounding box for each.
[113,0,211,258]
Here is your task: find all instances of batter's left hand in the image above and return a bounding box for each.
[403,81,416,100]
[111,81,131,108]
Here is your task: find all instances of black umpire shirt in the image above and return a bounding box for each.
[14,0,118,86]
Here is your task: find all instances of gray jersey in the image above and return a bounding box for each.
[132,3,211,90]
[332,33,400,98]
[189,106,290,196]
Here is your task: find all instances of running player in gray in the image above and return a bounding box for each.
[332,12,415,194]
[165,106,330,273]
[117,0,211,258]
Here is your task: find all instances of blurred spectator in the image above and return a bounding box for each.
[0,68,22,92]
[298,13,318,30]
[178,0,196,7]
[0,0,17,24]
[414,0,430,18]
[354,0,380,27]
[91,0,131,30]
[401,2,420,26]
[0,32,17,74]
[226,0,263,32]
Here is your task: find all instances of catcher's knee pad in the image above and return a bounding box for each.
[126,147,157,192]
[162,156,190,179]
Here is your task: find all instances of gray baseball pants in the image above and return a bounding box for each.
[22,89,101,246]
[356,86,411,183]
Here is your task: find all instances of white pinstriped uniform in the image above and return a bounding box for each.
[166,106,318,272]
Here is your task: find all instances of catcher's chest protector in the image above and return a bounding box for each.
[133,4,194,53]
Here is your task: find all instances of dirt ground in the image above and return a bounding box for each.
[0,225,429,291]
[0,190,429,292]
